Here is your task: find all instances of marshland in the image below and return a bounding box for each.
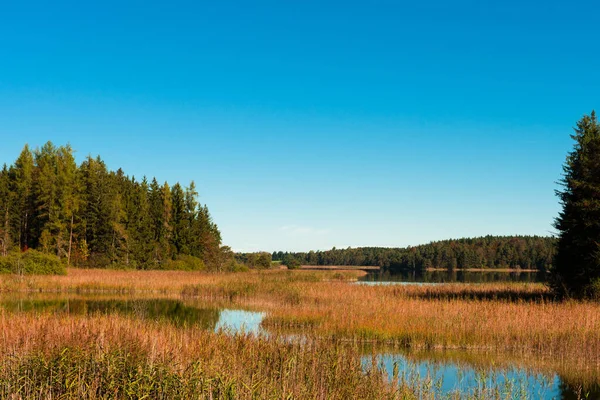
[0,268,597,399]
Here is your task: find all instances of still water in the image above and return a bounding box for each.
[0,297,265,334]
[363,351,596,400]
[1,296,595,399]
[359,269,546,284]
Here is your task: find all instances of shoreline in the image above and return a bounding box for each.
[298,266,540,273]
[425,268,540,273]
[299,265,380,271]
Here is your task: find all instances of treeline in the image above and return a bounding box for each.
[272,236,556,271]
[0,142,234,271]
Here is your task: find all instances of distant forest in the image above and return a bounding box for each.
[0,142,228,270]
[272,236,556,271]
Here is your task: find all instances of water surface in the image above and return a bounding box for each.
[360,269,546,284]
[363,350,597,400]
[0,296,265,334]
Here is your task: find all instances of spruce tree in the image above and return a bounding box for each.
[10,145,34,250]
[552,111,600,298]
[0,165,10,256]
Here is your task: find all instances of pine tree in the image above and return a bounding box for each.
[552,111,600,298]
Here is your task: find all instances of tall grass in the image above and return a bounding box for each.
[0,269,597,398]
[262,281,600,362]
[3,269,599,361]
[0,311,400,399]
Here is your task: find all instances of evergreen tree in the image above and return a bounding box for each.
[0,165,10,256]
[33,142,61,254]
[10,145,34,250]
[552,111,600,298]
[170,183,186,255]
[160,182,173,260]
[55,144,79,262]
[130,177,153,268]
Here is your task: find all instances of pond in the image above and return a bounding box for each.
[359,269,546,284]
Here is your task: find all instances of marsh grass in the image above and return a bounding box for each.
[3,269,599,360]
[0,269,597,398]
[0,312,402,399]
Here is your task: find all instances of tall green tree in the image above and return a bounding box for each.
[0,165,10,256]
[130,177,153,268]
[56,144,80,263]
[79,156,115,264]
[33,142,61,254]
[9,145,34,250]
[552,111,600,298]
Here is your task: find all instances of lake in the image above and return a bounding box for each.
[359,269,546,284]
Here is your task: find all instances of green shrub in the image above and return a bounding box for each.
[585,278,600,300]
[160,255,206,271]
[0,250,66,275]
[224,260,250,273]
[0,255,13,274]
[283,257,301,270]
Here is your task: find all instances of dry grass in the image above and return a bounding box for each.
[0,268,362,294]
[3,269,598,361]
[0,268,597,398]
[263,281,600,361]
[0,312,403,399]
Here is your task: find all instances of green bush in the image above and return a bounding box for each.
[283,257,301,270]
[0,250,66,275]
[160,255,206,271]
[224,260,250,273]
[585,278,600,300]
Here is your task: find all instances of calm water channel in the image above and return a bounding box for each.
[1,294,595,399]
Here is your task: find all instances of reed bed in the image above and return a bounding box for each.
[0,269,597,398]
[262,281,600,361]
[0,311,405,399]
[0,268,360,294]
[4,269,598,360]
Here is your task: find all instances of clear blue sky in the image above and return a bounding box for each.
[1,0,598,252]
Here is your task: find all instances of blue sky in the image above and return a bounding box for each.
[1,0,598,252]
